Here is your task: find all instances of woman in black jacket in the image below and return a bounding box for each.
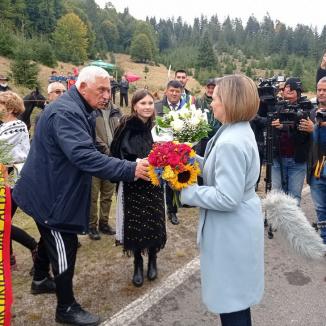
[111,89,166,287]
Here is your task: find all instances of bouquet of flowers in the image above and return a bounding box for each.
[153,104,211,144]
[148,141,200,191]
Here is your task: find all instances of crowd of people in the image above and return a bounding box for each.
[0,49,325,326]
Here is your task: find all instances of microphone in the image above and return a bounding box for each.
[263,191,326,260]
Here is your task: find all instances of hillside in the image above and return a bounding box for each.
[0,54,202,99]
[0,56,76,97]
[114,54,202,96]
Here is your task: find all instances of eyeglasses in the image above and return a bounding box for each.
[51,90,65,95]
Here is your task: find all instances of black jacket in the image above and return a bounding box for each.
[111,115,153,161]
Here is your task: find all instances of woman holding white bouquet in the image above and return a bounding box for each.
[181,75,264,326]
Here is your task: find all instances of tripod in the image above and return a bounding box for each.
[264,112,275,239]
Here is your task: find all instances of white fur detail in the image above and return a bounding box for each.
[263,191,326,260]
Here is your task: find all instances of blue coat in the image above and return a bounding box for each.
[181,122,264,314]
[13,86,136,234]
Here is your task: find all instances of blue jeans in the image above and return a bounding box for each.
[310,177,326,244]
[272,158,306,205]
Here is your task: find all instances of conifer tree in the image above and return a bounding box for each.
[197,31,216,69]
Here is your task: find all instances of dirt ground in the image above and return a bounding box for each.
[11,201,200,325]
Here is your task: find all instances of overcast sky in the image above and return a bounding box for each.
[95,0,324,33]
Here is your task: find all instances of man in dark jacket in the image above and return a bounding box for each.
[271,77,313,205]
[175,69,195,105]
[109,76,119,104]
[119,75,129,107]
[13,66,149,326]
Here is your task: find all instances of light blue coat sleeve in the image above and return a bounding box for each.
[181,142,246,212]
[196,154,204,170]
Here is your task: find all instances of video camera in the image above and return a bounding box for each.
[257,76,312,127]
[275,98,312,126]
[257,75,286,105]
[316,109,326,122]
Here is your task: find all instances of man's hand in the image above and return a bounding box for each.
[298,117,314,133]
[271,119,283,129]
[135,159,150,181]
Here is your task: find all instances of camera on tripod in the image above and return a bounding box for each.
[257,76,285,105]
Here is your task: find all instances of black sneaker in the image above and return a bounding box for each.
[89,228,101,240]
[56,302,100,326]
[31,277,56,295]
[99,223,116,235]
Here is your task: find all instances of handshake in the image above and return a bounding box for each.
[135,158,150,181]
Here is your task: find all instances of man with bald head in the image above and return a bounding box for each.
[13,66,149,326]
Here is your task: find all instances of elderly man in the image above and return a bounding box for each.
[48,81,66,102]
[0,74,10,92]
[34,82,67,129]
[13,66,149,326]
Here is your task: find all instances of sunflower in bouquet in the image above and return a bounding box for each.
[148,141,200,191]
[153,104,211,144]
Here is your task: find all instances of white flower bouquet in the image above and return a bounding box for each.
[152,104,211,144]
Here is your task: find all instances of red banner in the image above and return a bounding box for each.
[0,165,12,326]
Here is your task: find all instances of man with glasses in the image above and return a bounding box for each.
[48,82,66,102]
[34,82,66,129]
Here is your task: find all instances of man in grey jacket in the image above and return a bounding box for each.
[13,66,149,326]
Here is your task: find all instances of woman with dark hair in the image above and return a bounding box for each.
[111,89,166,287]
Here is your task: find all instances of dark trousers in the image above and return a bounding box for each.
[10,190,37,255]
[166,185,178,214]
[34,223,78,308]
[11,225,37,253]
[120,93,128,107]
[220,308,252,326]
[112,90,116,104]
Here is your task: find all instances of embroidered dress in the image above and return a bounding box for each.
[0,120,30,163]
[111,116,166,253]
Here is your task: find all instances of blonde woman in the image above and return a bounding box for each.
[181,75,264,326]
[0,91,38,270]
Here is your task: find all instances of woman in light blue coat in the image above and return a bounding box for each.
[181,75,264,326]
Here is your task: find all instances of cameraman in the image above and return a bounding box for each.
[307,77,326,243]
[271,77,314,204]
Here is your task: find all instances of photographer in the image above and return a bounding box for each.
[307,77,326,243]
[271,77,313,205]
